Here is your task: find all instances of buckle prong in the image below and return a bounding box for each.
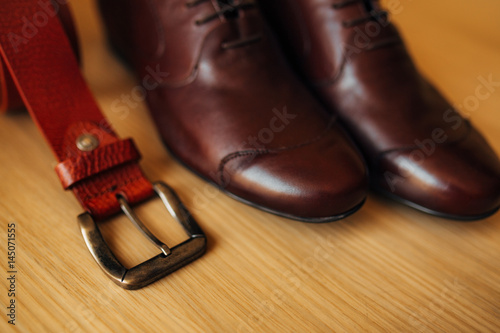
[78,182,206,289]
[117,195,171,256]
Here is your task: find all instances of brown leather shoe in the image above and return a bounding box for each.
[260,0,500,220]
[97,0,369,222]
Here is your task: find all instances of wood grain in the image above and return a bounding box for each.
[1,0,499,332]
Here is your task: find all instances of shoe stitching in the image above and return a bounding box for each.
[216,116,338,186]
[313,54,349,87]
[312,31,402,87]
[148,1,222,88]
[312,1,402,87]
[371,118,473,170]
[155,12,260,88]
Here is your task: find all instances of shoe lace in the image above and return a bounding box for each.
[186,0,262,49]
[332,0,388,28]
[332,0,402,51]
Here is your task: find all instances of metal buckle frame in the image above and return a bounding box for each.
[78,182,206,289]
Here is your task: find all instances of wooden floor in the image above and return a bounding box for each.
[1,0,499,332]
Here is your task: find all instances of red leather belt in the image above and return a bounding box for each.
[0,0,206,289]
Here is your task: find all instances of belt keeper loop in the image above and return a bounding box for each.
[55,138,141,189]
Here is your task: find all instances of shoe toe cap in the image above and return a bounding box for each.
[223,130,369,221]
[377,129,500,219]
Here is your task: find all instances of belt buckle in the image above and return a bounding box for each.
[78,182,207,289]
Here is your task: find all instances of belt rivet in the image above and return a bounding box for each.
[76,134,99,152]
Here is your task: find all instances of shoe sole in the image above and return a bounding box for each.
[373,186,500,221]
